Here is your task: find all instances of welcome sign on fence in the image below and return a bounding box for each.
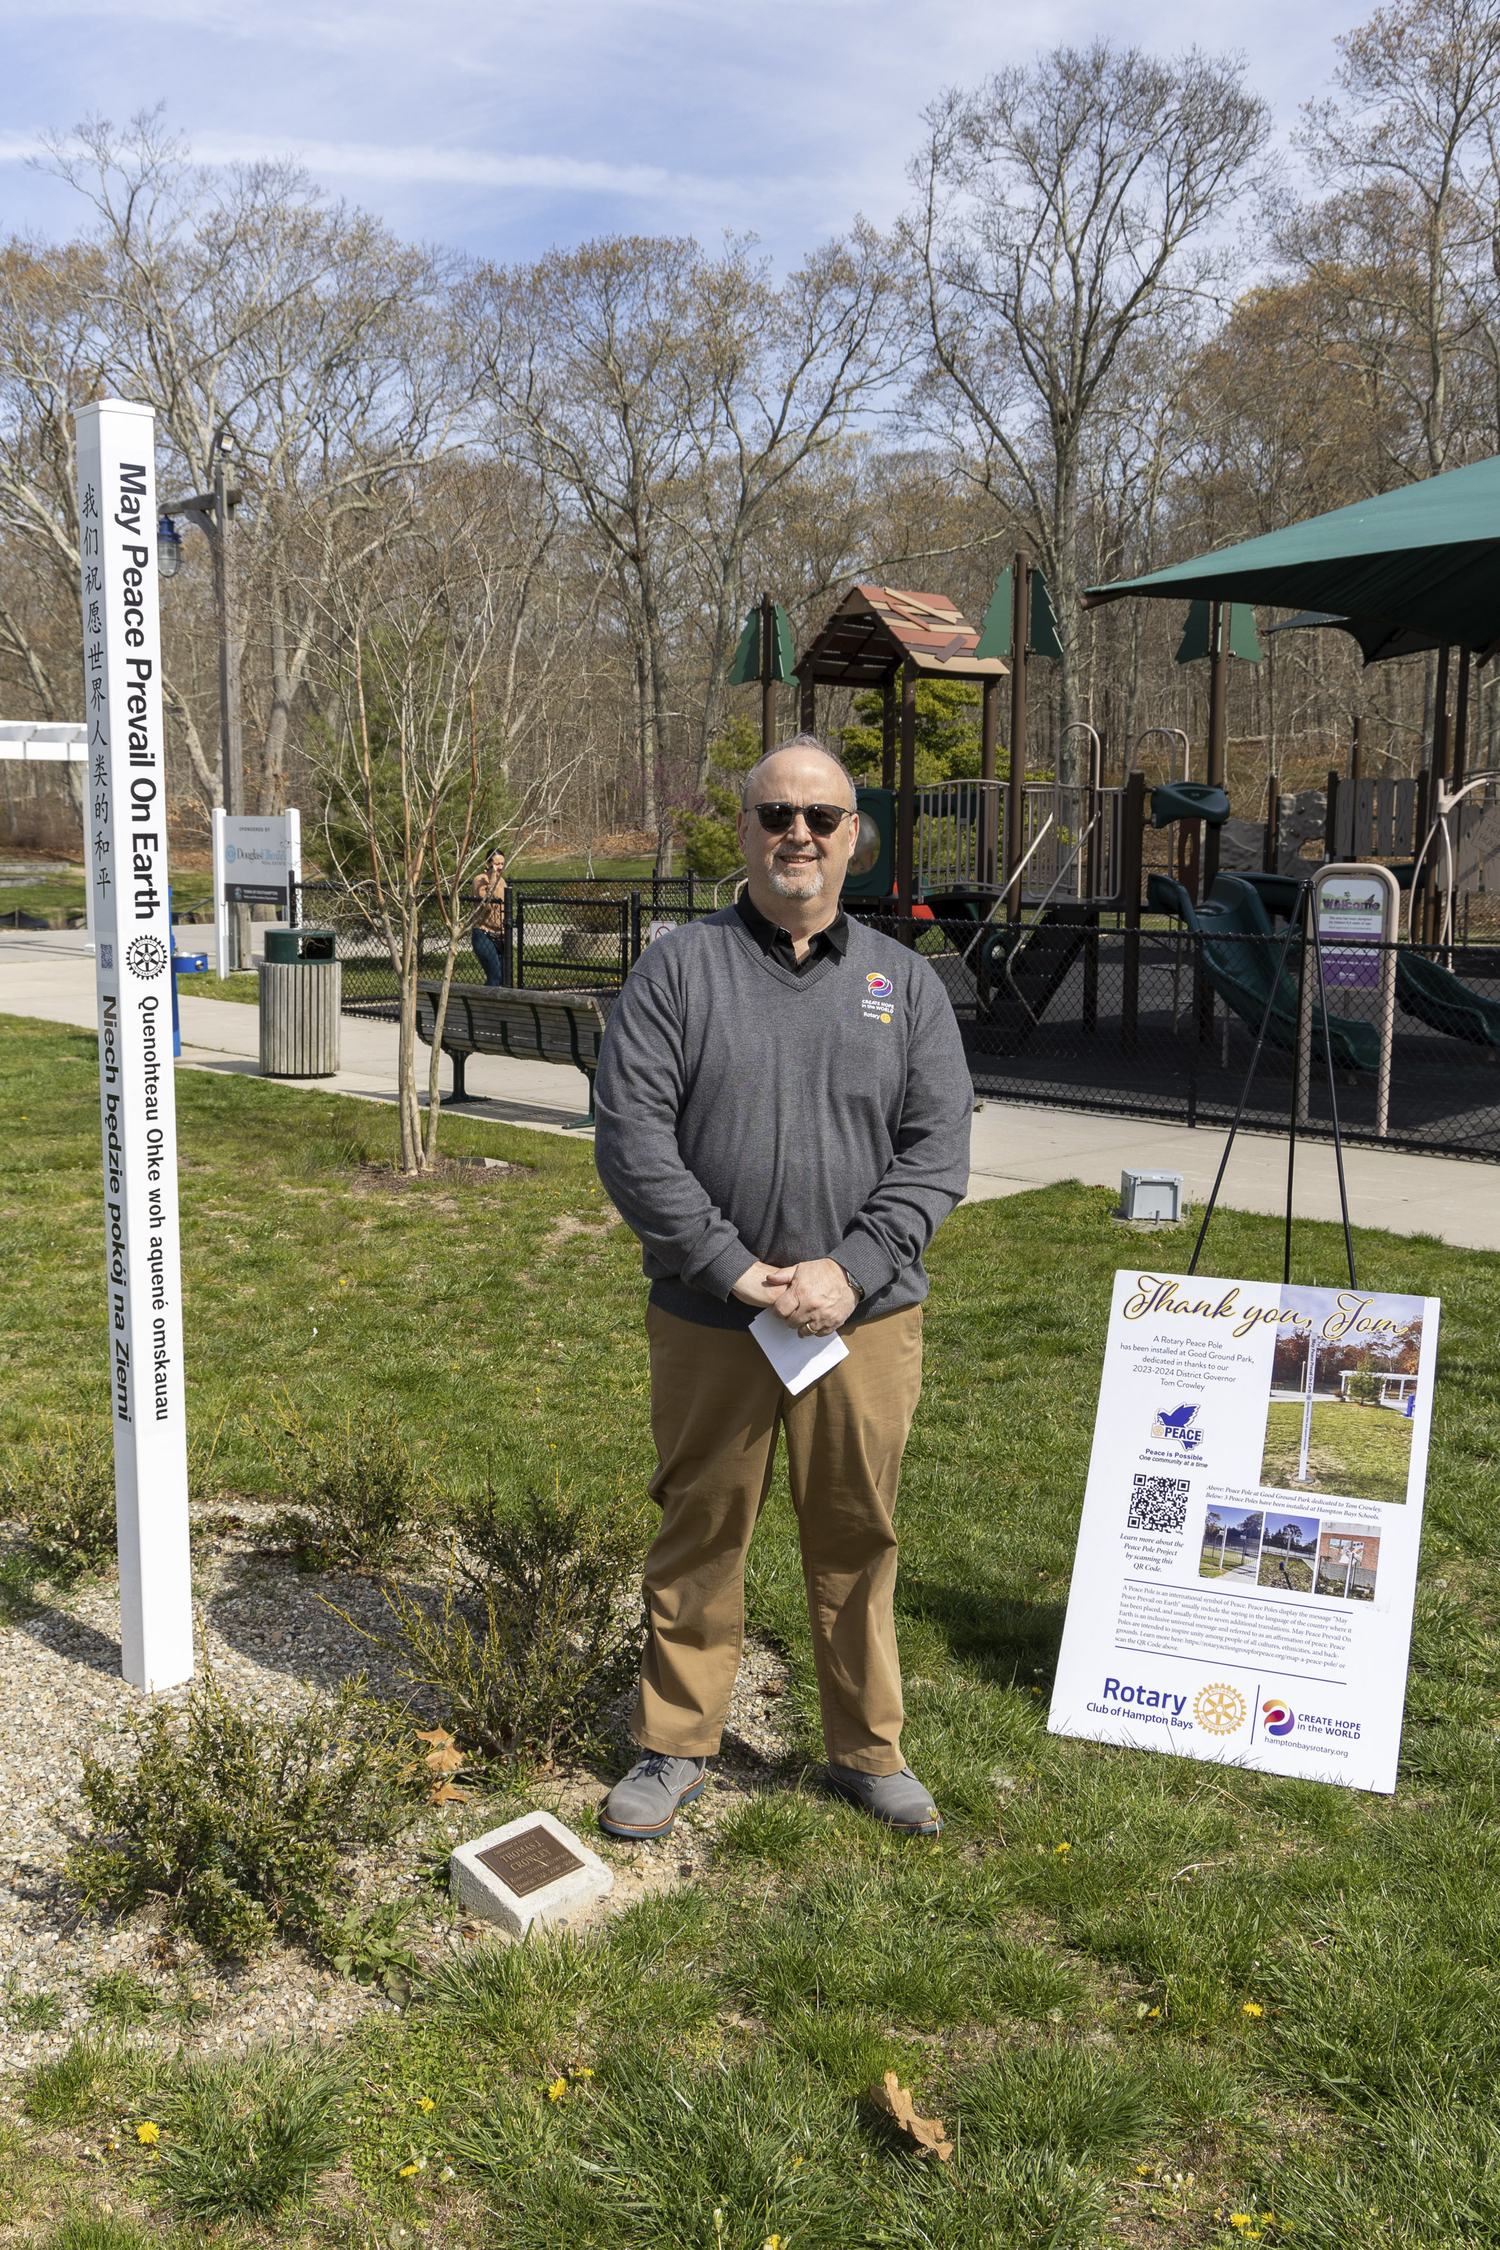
[1049,1269,1439,1794]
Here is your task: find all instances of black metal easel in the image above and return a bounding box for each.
[1188,879,1357,1290]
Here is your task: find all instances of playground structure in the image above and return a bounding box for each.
[297,463,1500,1166]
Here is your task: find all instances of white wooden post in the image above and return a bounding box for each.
[212,805,228,974]
[76,399,194,1692]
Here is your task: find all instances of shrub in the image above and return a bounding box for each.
[1,1418,116,1577]
[152,2048,349,2221]
[67,1669,419,1960]
[257,1390,437,1570]
[383,1479,646,1765]
[0,1411,228,1583]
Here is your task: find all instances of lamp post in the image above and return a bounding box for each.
[160,435,246,966]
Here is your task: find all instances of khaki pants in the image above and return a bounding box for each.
[632,1302,924,1776]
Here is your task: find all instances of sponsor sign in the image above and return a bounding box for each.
[1049,1268,1439,1793]
[76,399,194,1691]
[212,808,301,966]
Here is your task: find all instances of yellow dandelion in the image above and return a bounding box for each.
[1135,2164,1151,2177]
[135,2123,159,2147]
[417,2096,436,2113]
[1229,2218,1254,2233]
[399,2162,421,2178]
[1147,2007,1161,2019]
[1054,1841,1071,1855]
[1242,2002,1265,2018]
[573,2066,595,2080]
[545,2077,568,2102]
[762,2237,784,2249]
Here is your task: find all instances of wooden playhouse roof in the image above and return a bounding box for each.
[796,583,1009,688]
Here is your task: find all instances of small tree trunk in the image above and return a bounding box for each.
[396,902,425,1175]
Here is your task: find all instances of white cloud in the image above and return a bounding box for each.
[185,133,702,202]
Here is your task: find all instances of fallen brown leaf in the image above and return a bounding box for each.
[414,1727,467,1778]
[429,1781,471,1806]
[870,2071,953,2162]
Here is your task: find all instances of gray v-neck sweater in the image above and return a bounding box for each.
[592,906,973,1329]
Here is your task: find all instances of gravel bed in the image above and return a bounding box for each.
[0,1516,799,2078]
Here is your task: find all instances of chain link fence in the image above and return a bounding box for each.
[293,875,727,1014]
[908,912,1500,1161]
[294,877,1500,1161]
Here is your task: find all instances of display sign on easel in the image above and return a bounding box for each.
[1050,1274,1438,1796]
[75,399,194,1692]
[212,808,301,972]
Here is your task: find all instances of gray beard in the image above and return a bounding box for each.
[767,861,826,899]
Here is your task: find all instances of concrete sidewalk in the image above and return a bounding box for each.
[7,927,1500,1250]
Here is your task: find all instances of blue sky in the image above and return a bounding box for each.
[0,0,1363,268]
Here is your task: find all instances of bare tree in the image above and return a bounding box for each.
[1291,0,1500,479]
[314,459,586,1174]
[904,43,1270,773]
[41,110,463,813]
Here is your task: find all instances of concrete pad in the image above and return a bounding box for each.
[450,1809,613,1936]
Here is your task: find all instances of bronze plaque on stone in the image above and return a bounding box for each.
[477,1826,585,1898]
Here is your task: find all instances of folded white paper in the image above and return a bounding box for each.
[749,1307,850,1396]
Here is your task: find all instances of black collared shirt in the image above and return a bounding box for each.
[734,893,850,977]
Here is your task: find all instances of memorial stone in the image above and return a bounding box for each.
[450,1809,613,1937]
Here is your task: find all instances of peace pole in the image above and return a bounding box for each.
[76,400,194,1691]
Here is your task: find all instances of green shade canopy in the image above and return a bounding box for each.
[1264,609,1444,667]
[1084,454,1500,655]
[728,602,798,685]
[1174,599,1263,665]
[974,565,1065,661]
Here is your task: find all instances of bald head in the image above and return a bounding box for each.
[741,736,857,812]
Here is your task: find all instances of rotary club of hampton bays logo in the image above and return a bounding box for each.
[124,934,169,981]
[1193,1682,1248,1735]
[862,970,894,1024]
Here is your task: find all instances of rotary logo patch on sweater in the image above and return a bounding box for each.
[862,969,895,1023]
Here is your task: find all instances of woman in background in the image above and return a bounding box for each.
[471,849,509,984]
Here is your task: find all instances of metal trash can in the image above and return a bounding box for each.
[258,927,340,1077]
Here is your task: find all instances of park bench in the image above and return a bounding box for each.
[414,979,614,1128]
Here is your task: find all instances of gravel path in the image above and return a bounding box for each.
[0,1515,799,2078]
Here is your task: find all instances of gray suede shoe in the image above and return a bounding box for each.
[825,1763,942,1837]
[599,1752,708,1839]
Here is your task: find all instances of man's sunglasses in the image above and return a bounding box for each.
[750,801,854,838]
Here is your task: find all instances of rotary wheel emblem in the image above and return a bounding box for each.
[124,934,169,981]
[1193,1682,1247,1735]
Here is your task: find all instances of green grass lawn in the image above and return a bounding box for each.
[173,968,260,1004]
[1260,1399,1415,1506]
[5,1009,1500,2247]
[0,867,216,926]
[1256,1552,1316,1594]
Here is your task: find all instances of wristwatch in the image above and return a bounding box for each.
[840,1265,865,1302]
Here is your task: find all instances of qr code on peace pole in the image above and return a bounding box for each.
[1127,1473,1191,1532]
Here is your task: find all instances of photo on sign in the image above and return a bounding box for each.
[1256,1511,1321,1593]
[1259,1286,1423,1506]
[1316,1522,1381,1602]
[1199,1504,1264,1582]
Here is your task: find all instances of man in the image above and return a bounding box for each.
[592,735,972,1841]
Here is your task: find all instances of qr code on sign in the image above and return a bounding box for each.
[1128,1473,1191,1532]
